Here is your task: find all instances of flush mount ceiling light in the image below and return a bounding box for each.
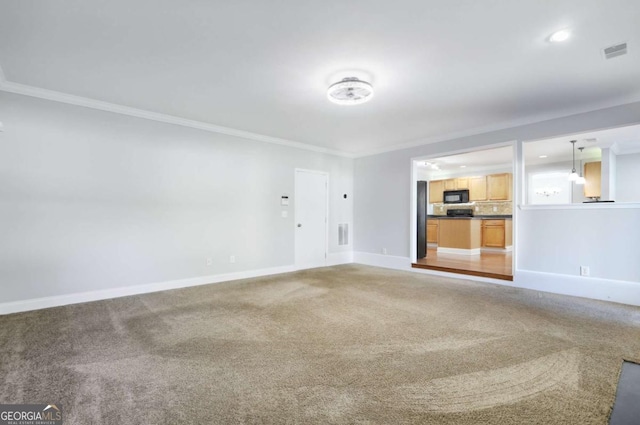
[327,77,374,105]
[549,29,571,43]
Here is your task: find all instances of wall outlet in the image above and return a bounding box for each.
[382,248,387,255]
[493,206,498,212]
[206,257,213,266]
[230,255,236,264]
[580,266,590,276]
[281,210,288,218]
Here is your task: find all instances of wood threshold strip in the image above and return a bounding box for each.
[411,262,514,281]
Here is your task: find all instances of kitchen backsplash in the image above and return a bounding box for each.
[433,201,512,216]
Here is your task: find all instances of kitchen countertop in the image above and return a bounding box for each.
[427,215,512,219]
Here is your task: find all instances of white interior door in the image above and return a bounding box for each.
[295,169,328,269]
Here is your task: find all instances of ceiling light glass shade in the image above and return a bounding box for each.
[575,176,586,185]
[550,29,571,42]
[568,171,579,181]
[327,77,374,105]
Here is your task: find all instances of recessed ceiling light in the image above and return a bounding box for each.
[549,29,571,43]
[327,77,374,105]
[460,165,466,168]
[539,155,548,158]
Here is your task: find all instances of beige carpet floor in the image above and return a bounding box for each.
[2,264,640,424]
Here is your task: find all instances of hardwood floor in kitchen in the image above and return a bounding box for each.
[413,247,513,281]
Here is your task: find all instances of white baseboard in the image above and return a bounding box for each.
[353,252,412,271]
[5,256,636,315]
[327,251,354,266]
[514,269,640,307]
[437,247,482,255]
[0,265,296,315]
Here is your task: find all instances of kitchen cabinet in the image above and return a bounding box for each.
[455,177,469,189]
[442,177,469,192]
[426,220,439,244]
[481,219,512,248]
[444,179,457,190]
[584,161,601,198]
[487,173,512,200]
[439,219,482,251]
[429,173,511,204]
[469,176,487,201]
[429,180,444,203]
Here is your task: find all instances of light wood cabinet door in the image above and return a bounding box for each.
[469,176,487,201]
[487,173,512,200]
[444,179,457,190]
[456,177,469,189]
[426,221,439,244]
[429,180,444,203]
[482,220,505,248]
[481,219,513,248]
[583,161,601,198]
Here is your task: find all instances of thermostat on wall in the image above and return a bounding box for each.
[281,195,289,206]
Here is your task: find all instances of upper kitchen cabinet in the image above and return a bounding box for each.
[584,161,601,199]
[443,177,468,190]
[469,176,487,201]
[429,174,510,204]
[487,173,512,200]
[444,179,456,190]
[455,177,469,189]
[429,180,444,203]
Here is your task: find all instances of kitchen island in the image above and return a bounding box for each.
[427,215,512,254]
[438,218,482,254]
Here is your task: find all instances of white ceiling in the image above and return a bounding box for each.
[1,0,639,156]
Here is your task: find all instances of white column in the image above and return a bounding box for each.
[601,147,617,201]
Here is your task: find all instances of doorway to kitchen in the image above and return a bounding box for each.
[410,144,515,281]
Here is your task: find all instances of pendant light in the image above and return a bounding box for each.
[575,147,586,185]
[568,140,579,181]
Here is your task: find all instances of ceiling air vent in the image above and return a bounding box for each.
[603,42,628,59]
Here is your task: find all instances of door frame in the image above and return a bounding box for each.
[294,168,329,270]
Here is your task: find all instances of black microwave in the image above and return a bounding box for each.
[443,189,469,204]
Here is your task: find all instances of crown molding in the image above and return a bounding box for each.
[0,76,355,159]
[2,63,639,161]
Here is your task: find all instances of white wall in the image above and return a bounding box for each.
[616,152,640,202]
[354,101,640,292]
[0,92,353,306]
[517,207,640,282]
